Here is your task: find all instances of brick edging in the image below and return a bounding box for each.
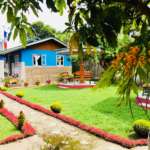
[0,91,147,148]
[0,107,35,145]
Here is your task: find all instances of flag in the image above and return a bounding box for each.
[0,40,3,50]
[3,30,8,49]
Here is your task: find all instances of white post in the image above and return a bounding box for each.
[0,60,4,85]
[20,62,26,81]
[148,131,150,150]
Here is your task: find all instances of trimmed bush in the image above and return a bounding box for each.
[0,86,8,91]
[133,119,150,137]
[50,101,62,113]
[18,111,25,130]
[0,99,4,108]
[16,91,24,98]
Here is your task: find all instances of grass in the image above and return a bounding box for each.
[0,115,20,140]
[8,85,148,138]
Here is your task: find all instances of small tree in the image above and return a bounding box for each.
[0,100,4,108]
[18,111,25,130]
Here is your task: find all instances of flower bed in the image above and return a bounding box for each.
[0,91,147,148]
[0,107,35,144]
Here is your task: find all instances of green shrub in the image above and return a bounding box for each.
[50,101,62,113]
[18,111,25,130]
[16,91,24,98]
[133,119,150,137]
[0,86,8,91]
[41,134,91,150]
[0,99,4,108]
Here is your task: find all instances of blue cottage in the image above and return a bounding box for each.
[0,37,72,84]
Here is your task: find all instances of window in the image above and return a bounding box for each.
[14,54,19,63]
[33,54,46,66]
[56,55,64,66]
[42,55,46,65]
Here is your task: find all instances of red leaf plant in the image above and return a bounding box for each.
[0,107,35,145]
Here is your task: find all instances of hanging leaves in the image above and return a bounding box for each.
[69,32,80,54]
[54,0,66,15]
[19,28,27,47]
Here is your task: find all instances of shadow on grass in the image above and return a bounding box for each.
[35,84,83,92]
[91,97,148,122]
[128,132,141,139]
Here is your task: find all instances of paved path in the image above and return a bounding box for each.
[0,94,147,150]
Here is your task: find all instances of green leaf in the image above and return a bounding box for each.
[54,0,66,15]
[19,28,27,47]
[30,5,38,17]
[7,6,14,23]
[132,81,138,95]
[13,28,19,40]
[46,0,57,12]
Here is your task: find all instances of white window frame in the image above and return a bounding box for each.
[32,54,47,66]
[56,55,64,66]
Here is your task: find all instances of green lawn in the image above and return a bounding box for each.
[0,115,21,140]
[8,85,147,138]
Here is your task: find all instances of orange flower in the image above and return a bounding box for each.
[138,55,145,66]
[130,47,140,54]
[126,54,137,65]
[112,59,119,69]
[117,52,125,60]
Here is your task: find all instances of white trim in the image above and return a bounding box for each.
[32,54,41,66]
[32,54,47,66]
[56,55,64,67]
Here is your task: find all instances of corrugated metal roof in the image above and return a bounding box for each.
[0,37,68,55]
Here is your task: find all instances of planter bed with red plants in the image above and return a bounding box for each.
[0,91,147,148]
[0,107,35,144]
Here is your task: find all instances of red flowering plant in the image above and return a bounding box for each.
[46,79,51,84]
[97,46,150,114]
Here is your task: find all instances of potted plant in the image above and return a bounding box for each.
[35,80,40,86]
[3,77,10,87]
[46,79,51,84]
[24,81,29,87]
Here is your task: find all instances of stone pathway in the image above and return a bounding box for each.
[0,94,147,150]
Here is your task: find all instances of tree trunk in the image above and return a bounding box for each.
[79,60,84,83]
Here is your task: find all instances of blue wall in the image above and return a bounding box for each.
[21,49,71,67]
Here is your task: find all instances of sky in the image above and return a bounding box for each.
[0,4,68,48]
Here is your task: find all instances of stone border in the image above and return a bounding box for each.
[0,91,147,148]
[0,107,35,144]
[57,83,95,89]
